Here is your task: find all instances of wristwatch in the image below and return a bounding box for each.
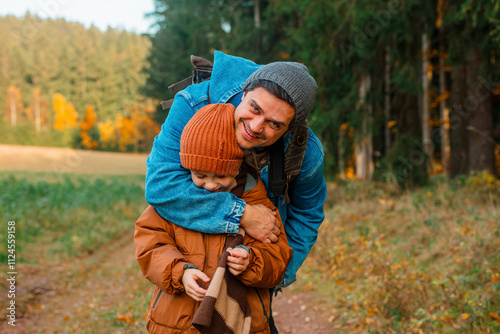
[183,263,198,271]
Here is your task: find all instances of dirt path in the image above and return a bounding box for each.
[273,290,335,334]
[0,144,148,175]
[0,230,335,334]
[0,232,142,333]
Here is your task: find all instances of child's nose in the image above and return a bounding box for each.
[204,182,218,191]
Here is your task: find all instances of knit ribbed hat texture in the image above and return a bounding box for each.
[243,62,317,130]
[180,103,244,177]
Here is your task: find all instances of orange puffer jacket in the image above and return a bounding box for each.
[135,178,292,334]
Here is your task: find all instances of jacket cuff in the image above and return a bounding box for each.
[225,198,245,234]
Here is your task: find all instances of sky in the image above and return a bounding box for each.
[0,0,157,34]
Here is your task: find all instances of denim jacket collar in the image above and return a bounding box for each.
[209,51,262,104]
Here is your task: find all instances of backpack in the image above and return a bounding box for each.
[161,55,309,203]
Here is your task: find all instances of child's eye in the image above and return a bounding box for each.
[195,174,206,179]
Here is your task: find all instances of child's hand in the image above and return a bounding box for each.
[227,248,250,276]
[182,269,210,301]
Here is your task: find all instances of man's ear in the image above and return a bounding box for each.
[241,89,247,100]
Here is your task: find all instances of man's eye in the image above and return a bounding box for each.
[269,121,280,129]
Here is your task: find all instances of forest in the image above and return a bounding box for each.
[1,2,499,332]
[0,14,158,152]
[2,0,500,183]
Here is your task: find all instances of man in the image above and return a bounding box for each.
[145,51,327,289]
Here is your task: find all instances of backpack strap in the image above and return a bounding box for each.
[269,120,309,204]
[161,55,214,110]
[283,120,309,202]
[269,137,285,206]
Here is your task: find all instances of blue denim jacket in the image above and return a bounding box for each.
[145,51,327,288]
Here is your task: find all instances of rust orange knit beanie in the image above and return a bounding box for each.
[180,103,244,176]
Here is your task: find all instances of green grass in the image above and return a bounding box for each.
[0,171,146,263]
[0,171,150,332]
[0,121,77,148]
[295,173,500,333]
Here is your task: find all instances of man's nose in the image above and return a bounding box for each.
[248,116,265,133]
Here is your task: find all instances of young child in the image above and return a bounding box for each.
[134,103,292,334]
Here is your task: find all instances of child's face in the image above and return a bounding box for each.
[190,170,236,193]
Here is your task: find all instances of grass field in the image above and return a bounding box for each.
[296,172,500,333]
[0,162,498,332]
[0,170,151,333]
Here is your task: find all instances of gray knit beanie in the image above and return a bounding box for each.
[243,62,317,131]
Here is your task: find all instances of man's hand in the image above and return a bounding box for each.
[240,204,280,244]
[227,248,250,276]
[182,269,210,301]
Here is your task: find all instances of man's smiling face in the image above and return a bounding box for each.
[234,87,295,150]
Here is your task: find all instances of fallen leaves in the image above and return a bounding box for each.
[116,312,136,325]
[488,313,500,322]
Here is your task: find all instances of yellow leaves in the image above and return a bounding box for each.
[461,227,471,235]
[488,313,500,322]
[80,106,97,132]
[53,93,78,131]
[436,0,445,28]
[80,131,98,150]
[345,166,356,179]
[53,93,66,113]
[98,120,115,144]
[430,90,450,109]
[279,52,289,60]
[378,198,394,211]
[78,106,99,149]
[387,120,397,128]
[116,313,135,325]
[461,313,470,319]
[492,273,499,283]
[116,114,136,151]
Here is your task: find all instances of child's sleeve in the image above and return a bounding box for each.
[235,179,293,288]
[134,206,190,295]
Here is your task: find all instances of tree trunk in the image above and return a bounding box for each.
[467,50,495,175]
[34,88,41,133]
[355,74,374,180]
[438,28,450,174]
[449,64,468,177]
[8,89,17,127]
[254,0,260,28]
[384,46,392,153]
[338,124,346,179]
[421,31,432,169]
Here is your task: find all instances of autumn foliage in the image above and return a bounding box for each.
[53,93,79,131]
[97,106,160,152]
[80,107,98,149]
[48,92,160,152]
[300,177,500,332]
